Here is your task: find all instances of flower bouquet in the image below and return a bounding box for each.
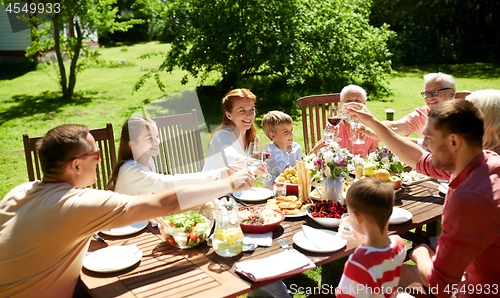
[304,142,354,182]
[365,146,405,174]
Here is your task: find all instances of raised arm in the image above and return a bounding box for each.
[115,169,254,227]
[345,103,425,168]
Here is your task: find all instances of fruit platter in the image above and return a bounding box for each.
[306,200,348,228]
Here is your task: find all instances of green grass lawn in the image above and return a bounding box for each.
[1,42,499,297]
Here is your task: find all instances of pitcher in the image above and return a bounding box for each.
[213,196,243,257]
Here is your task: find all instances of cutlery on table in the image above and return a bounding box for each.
[278,239,292,251]
[427,190,443,198]
[230,194,247,206]
[93,233,107,246]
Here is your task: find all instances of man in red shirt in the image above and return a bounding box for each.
[346,99,500,298]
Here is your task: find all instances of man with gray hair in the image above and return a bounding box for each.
[359,72,456,141]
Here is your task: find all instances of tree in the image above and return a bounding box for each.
[3,0,141,99]
[135,0,395,98]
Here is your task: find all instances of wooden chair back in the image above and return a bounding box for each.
[296,93,341,153]
[455,91,472,99]
[23,123,117,190]
[152,109,205,175]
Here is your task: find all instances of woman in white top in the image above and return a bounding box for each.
[108,116,232,195]
[203,88,266,174]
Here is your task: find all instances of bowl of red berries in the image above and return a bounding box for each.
[306,200,348,228]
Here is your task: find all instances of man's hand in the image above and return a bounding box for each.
[355,124,379,140]
[410,243,435,286]
[343,102,378,126]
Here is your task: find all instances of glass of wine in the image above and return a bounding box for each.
[324,105,342,143]
[245,140,263,173]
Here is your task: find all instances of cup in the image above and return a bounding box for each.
[274,183,287,197]
[338,213,352,240]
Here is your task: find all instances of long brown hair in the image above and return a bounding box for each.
[212,88,258,149]
[108,116,156,190]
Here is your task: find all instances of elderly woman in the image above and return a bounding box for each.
[466,89,500,153]
[336,84,379,157]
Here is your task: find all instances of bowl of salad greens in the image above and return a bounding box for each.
[157,210,213,249]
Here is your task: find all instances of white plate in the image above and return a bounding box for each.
[100,221,149,236]
[389,207,413,224]
[83,245,142,273]
[438,184,448,195]
[285,211,307,218]
[292,230,347,253]
[233,187,274,202]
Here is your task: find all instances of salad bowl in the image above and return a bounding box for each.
[157,209,214,249]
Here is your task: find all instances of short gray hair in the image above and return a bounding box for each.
[340,84,367,102]
[423,72,456,90]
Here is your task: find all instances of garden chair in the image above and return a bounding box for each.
[455,91,472,99]
[23,123,117,190]
[296,93,341,153]
[152,109,205,175]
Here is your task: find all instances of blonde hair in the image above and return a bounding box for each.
[262,110,293,139]
[212,88,257,148]
[466,89,500,153]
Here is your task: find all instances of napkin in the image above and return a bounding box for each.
[243,232,273,247]
[302,225,338,250]
[235,249,315,282]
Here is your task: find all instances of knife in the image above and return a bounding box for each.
[93,233,107,246]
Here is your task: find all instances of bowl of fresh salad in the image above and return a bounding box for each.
[157,210,214,249]
[238,207,285,234]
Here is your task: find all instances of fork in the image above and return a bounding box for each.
[278,239,291,250]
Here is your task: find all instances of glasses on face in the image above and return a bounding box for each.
[420,88,452,98]
[61,148,101,168]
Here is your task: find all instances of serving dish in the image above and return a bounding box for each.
[238,207,285,234]
[157,210,214,249]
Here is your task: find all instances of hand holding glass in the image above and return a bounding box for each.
[338,213,353,240]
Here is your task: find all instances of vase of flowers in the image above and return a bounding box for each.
[365,146,405,174]
[305,142,353,203]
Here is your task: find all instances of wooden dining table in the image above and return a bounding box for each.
[81,179,445,298]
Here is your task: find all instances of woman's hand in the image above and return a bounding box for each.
[229,168,256,192]
[254,162,267,176]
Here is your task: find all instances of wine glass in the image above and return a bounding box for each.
[245,140,263,173]
[324,105,342,143]
[338,103,365,145]
[254,137,272,183]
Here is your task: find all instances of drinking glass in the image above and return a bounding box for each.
[324,105,342,143]
[338,103,365,145]
[247,137,272,184]
[338,213,353,240]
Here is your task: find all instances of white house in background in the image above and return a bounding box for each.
[0,5,99,64]
[0,5,32,63]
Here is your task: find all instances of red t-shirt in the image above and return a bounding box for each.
[416,151,500,298]
[336,235,406,298]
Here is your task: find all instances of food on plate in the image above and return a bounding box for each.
[308,200,348,219]
[277,167,299,184]
[160,211,212,248]
[363,163,377,177]
[238,207,283,225]
[399,170,430,185]
[267,195,313,215]
[374,169,391,182]
[389,176,402,190]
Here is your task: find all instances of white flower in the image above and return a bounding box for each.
[381,156,390,164]
[322,151,334,164]
[324,166,331,178]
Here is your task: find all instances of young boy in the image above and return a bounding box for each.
[336,178,406,298]
[262,111,302,187]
